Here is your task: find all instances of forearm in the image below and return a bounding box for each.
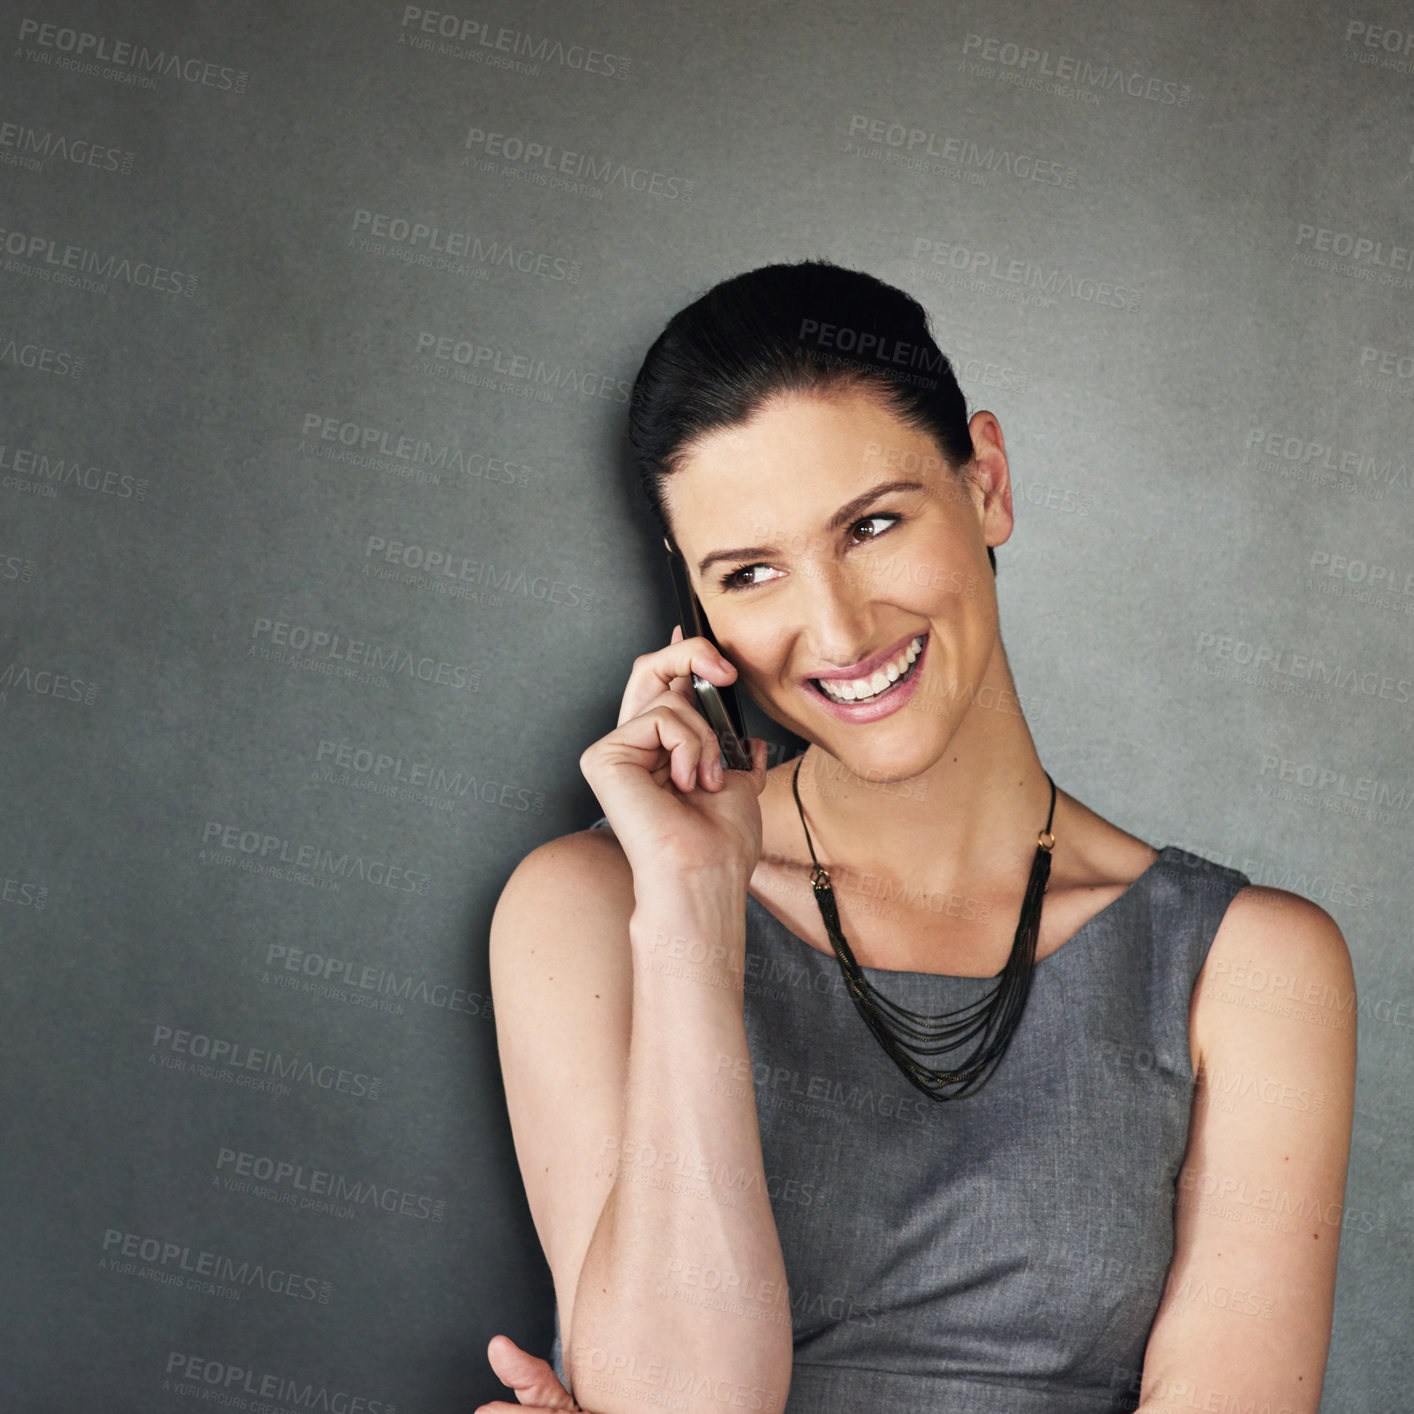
[567,889,791,1414]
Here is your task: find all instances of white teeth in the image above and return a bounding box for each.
[817,636,923,703]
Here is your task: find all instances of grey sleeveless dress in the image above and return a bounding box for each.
[548,815,1251,1413]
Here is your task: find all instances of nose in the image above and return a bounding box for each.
[794,558,879,669]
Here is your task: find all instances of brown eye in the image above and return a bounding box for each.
[851,513,899,542]
[720,563,771,592]
[720,515,901,593]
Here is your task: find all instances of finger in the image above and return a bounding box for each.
[618,636,737,726]
[589,696,720,797]
[725,737,769,792]
[653,639,736,716]
[650,696,719,795]
[482,1334,580,1410]
[609,694,717,794]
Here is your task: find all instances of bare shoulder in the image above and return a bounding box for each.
[1199,884,1355,1000]
[1192,883,1357,1073]
[489,824,636,1106]
[491,824,634,963]
[498,820,630,892]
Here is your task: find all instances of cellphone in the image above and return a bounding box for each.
[664,538,754,771]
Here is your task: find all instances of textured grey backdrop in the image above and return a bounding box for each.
[2,1,1411,1409]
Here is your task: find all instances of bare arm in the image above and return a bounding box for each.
[492,622,792,1414]
[1129,886,1358,1412]
[492,840,791,1414]
[568,881,791,1414]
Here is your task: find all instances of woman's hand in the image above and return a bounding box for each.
[579,623,770,896]
[474,1333,583,1412]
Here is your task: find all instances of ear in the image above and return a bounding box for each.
[965,410,1015,558]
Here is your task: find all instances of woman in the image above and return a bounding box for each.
[480,260,1356,1414]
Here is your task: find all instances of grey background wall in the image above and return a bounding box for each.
[2,1,1410,1409]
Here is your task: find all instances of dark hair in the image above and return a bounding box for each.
[627,258,996,575]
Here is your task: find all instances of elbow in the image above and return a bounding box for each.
[565,1331,792,1414]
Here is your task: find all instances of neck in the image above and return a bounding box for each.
[786,641,1054,894]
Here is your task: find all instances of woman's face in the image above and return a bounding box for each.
[664,385,1015,779]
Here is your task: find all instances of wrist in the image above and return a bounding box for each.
[629,893,749,990]
[631,871,750,925]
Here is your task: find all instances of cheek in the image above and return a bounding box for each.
[908,558,996,674]
[717,630,778,694]
[893,548,981,616]
[876,521,975,596]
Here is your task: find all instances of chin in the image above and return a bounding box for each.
[814,739,939,788]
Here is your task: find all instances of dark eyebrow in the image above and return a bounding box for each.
[695,480,929,578]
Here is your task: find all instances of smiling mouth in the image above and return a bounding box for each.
[810,634,926,704]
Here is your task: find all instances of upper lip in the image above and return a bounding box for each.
[805,631,926,683]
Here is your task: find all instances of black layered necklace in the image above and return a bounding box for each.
[790,753,1057,1101]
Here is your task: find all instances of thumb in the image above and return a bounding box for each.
[484,1334,579,1410]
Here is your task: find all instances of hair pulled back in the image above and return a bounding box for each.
[627,258,995,575]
